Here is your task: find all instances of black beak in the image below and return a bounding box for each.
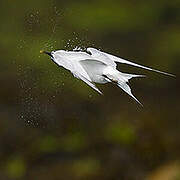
[40,50,53,58]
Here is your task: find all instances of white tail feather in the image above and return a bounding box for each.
[104,71,144,106]
[119,72,146,81]
[117,82,143,106]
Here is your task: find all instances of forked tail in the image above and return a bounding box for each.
[105,71,145,106]
[117,81,143,106]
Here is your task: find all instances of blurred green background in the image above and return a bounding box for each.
[0,0,180,179]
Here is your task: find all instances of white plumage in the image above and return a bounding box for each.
[41,47,175,106]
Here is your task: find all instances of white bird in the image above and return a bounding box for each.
[40,47,175,106]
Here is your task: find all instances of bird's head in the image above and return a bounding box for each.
[40,50,53,58]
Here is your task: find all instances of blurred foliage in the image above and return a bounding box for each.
[104,121,137,145]
[6,156,26,179]
[0,0,179,179]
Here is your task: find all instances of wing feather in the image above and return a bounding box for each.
[87,48,117,68]
[74,72,102,94]
[52,53,92,82]
[88,47,175,77]
[52,52,102,94]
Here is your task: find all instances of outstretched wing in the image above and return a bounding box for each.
[87,48,117,68]
[79,59,107,78]
[74,72,102,94]
[52,52,92,82]
[52,51,102,94]
[88,47,175,77]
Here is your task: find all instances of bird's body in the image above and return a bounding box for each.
[41,47,174,105]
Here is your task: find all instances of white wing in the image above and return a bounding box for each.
[80,59,107,76]
[87,48,117,68]
[88,47,175,77]
[53,50,91,61]
[74,72,102,94]
[52,51,102,94]
[52,51,92,82]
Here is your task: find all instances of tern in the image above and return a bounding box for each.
[40,47,175,106]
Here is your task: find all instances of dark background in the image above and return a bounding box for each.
[0,0,179,179]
